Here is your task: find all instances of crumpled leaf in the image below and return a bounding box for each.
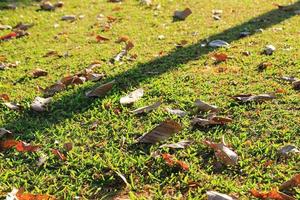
[120,88,144,105]
[292,80,300,90]
[112,41,134,62]
[232,93,276,102]
[59,75,86,86]
[207,191,234,200]
[0,32,17,41]
[166,108,187,117]
[209,40,229,48]
[258,62,272,71]
[137,120,181,144]
[13,23,33,31]
[159,140,192,149]
[0,61,20,70]
[51,149,66,161]
[0,139,19,151]
[63,142,73,152]
[250,189,295,200]
[3,102,23,111]
[40,1,55,11]
[96,35,109,42]
[280,76,298,83]
[37,153,48,167]
[193,115,232,127]
[61,15,76,21]
[6,188,55,200]
[173,8,192,20]
[161,153,189,171]
[86,80,115,97]
[264,44,276,55]
[38,83,66,97]
[116,35,129,43]
[278,145,300,157]
[31,68,48,78]
[204,137,238,166]
[195,99,219,112]
[15,141,40,152]
[31,97,52,112]
[279,174,300,190]
[0,94,10,101]
[0,128,13,138]
[211,53,228,62]
[130,101,161,115]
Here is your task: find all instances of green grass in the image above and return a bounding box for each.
[0,0,299,199]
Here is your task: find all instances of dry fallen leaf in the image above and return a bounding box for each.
[278,145,300,157]
[15,141,40,152]
[0,128,13,138]
[232,93,276,102]
[115,171,130,187]
[51,149,66,161]
[279,174,300,190]
[0,139,19,151]
[38,83,66,97]
[204,137,238,166]
[138,120,181,144]
[116,35,129,43]
[31,68,48,78]
[31,97,52,112]
[161,153,189,171]
[292,80,300,90]
[37,153,48,167]
[0,94,10,101]
[209,40,229,48]
[280,76,298,83]
[173,8,192,20]
[96,35,110,42]
[6,188,56,200]
[40,1,55,11]
[13,23,34,31]
[159,140,192,149]
[120,88,144,105]
[61,15,76,21]
[166,108,187,117]
[250,189,295,200]
[63,142,73,152]
[264,44,276,55]
[130,101,161,115]
[193,115,232,127]
[86,80,115,97]
[194,99,219,112]
[207,191,234,200]
[3,102,23,111]
[43,50,59,57]
[0,25,12,30]
[211,53,228,62]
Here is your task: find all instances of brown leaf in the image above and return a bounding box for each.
[0,139,19,151]
[15,141,40,152]
[126,41,134,51]
[51,149,66,161]
[31,97,52,112]
[292,80,300,90]
[161,153,189,171]
[258,62,272,71]
[192,115,232,127]
[130,101,161,115]
[96,35,110,42]
[250,189,295,200]
[204,137,238,166]
[38,83,66,96]
[63,142,73,152]
[6,188,56,200]
[211,53,228,62]
[159,140,192,149]
[279,174,300,190]
[40,1,55,11]
[0,94,10,101]
[0,128,13,138]
[116,35,129,43]
[166,108,187,117]
[61,15,76,21]
[86,80,115,97]
[232,93,276,102]
[207,191,234,200]
[43,50,59,57]
[3,102,23,111]
[85,72,105,82]
[120,88,144,105]
[89,120,99,130]
[174,8,192,20]
[138,120,181,144]
[60,75,85,86]
[31,68,48,78]
[278,145,300,157]
[194,99,219,112]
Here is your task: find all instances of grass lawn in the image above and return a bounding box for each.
[0,0,299,199]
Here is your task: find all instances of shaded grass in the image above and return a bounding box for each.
[0,0,300,199]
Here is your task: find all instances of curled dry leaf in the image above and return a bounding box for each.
[51,149,66,161]
[137,120,181,144]
[63,142,73,152]
[0,94,10,101]
[13,23,34,31]
[85,72,105,82]
[86,80,115,97]
[6,188,56,200]
[250,189,295,200]
[195,99,219,112]
[280,76,298,83]
[130,101,161,115]
[116,35,129,43]
[31,97,52,112]
[232,93,276,102]
[43,50,58,57]
[0,128,13,138]
[207,191,234,200]
[31,68,48,78]
[38,83,66,96]
[292,80,300,90]
[279,174,300,190]
[278,145,300,157]
[3,102,23,111]
[209,40,229,48]
[204,137,238,166]
[264,44,276,55]
[96,35,109,42]
[115,171,130,187]
[15,141,40,152]
[159,140,192,149]
[61,15,76,21]
[113,41,134,62]
[166,108,186,117]
[120,88,144,105]
[173,8,192,20]
[258,62,272,71]
[59,75,86,86]
[161,153,189,171]
[0,32,17,41]
[40,1,55,11]
[211,53,228,62]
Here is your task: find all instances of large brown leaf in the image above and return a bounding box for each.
[130,101,161,115]
[232,93,276,102]
[194,99,219,112]
[279,174,300,190]
[137,120,181,144]
[250,189,295,200]
[86,80,115,97]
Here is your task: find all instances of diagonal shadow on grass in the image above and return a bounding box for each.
[2,2,300,140]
